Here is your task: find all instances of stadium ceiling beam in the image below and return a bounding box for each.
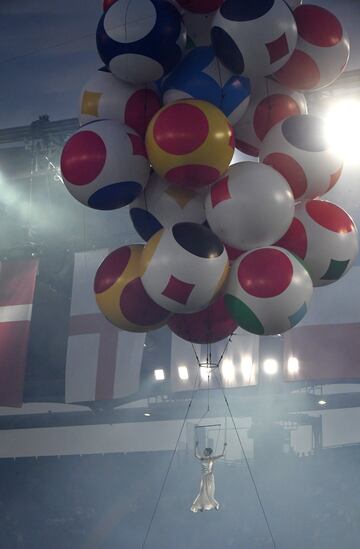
[0,389,360,430]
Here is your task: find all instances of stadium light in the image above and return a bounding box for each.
[221,359,235,383]
[287,356,300,375]
[318,399,327,406]
[144,412,151,417]
[154,369,165,381]
[241,355,254,383]
[178,365,189,381]
[263,358,279,376]
[200,366,212,381]
[324,99,360,166]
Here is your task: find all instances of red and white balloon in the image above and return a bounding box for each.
[234,77,307,157]
[205,162,295,251]
[260,114,343,202]
[224,247,313,335]
[211,0,297,76]
[276,200,359,287]
[79,67,161,138]
[61,120,150,210]
[274,4,350,91]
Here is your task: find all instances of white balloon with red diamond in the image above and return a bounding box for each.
[141,222,229,313]
[224,247,313,335]
[211,0,297,77]
[274,4,350,91]
[234,76,307,157]
[205,162,294,251]
[260,114,343,202]
[60,120,150,210]
[275,200,359,287]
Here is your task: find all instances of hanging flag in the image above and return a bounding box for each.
[283,266,360,382]
[0,259,38,407]
[65,250,146,404]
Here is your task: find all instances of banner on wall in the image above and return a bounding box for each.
[0,259,38,407]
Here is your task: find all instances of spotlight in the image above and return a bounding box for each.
[200,366,212,381]
[221,359,235,383]
[144,412,151,417]
[263,359,278,376]
[154,369,165,381]
[287,356,299,375]
[178,365,189,381]
[241,355,254,383]
[318,399,327,406]
[324,99,360,166]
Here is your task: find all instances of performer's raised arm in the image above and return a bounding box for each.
[213,442,227,460]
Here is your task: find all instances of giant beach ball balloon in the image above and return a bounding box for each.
[79,67,161,138]
[259,114,343,202]
[224,247,313,335]
[130,172,206,241]
[146,99,234,189]
[276,200,359,287]
[141,223,229,313]
[94,245,171,331]
[61,120,150,210]
[162,46,250,125]
[205,162,295,251]
[274,5,350,91]
[96,0,186,84]
[168,294,236,344]
[234,76,307,157]
[211,0,297,77]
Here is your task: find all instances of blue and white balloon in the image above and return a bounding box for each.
[96,0,186,84]
[162,46,251,125]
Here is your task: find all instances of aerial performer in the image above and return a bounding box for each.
[191,441,227,513]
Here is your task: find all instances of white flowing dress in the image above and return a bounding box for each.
[191,456,220,513]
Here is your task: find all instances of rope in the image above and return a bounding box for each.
[141,369,200,549]
[215,369,278,549]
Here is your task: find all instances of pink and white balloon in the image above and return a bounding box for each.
[130,172,206,241]
[260,114,343,202]
[205,162,295,251]
[141,223,229,313]
[79,67,161,138]
[234,77,307,157]
[224,247,313,335]
[211,0,297,76]
[274,4,350,91]
[61,120,150,210]
[276,200,359,287]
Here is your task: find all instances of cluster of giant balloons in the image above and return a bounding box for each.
[61,0,359,343]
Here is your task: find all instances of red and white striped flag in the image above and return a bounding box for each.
[65,250,146,404]
[0,259,38,407]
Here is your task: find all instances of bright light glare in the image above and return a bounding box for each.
[324,100,360,166]
[263,359,278,376]
[241,355,254,382]
[200,366,212,381]
[178,365,189,381]
[221,359,235,383]
[154,369,165,381]
[318,399,327,406]
[287,356,299,375]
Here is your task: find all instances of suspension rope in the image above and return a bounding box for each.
[215,369,278,549]
[141,369,200,549]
